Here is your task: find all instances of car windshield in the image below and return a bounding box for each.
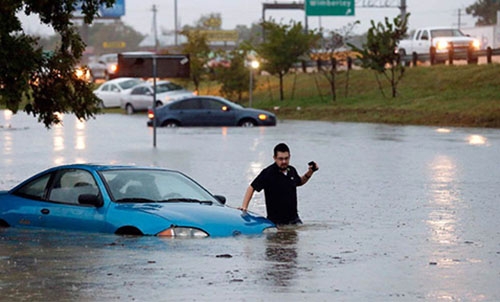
[226,100,243,109]
[99,169,218,203]
[118,79,143,90]
[431,29,465,38]
[157,82,184,93]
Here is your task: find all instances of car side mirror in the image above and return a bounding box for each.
[78,194,104,207]
[214,195,226,204]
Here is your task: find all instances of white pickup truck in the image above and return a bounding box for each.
[396,27,481,64]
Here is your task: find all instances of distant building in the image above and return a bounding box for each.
[138,31,187,50]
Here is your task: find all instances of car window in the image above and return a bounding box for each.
[431,29,464,38]
[156,82,183,93]
[110,84,120,92]
[420,30,429,40]
[202,99,226,110]
[101,84,110,92]
[170,99,201,110]
[48,169,99,204]
[100,169,217,203]
[118,79,142,90]
[131,86,146,95]
[15,173,51,200]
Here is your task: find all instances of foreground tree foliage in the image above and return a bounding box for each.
[349,15,409,98]
[0,0,114,127]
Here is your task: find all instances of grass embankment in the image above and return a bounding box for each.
[197,63,500,128]
[2,64,499,128]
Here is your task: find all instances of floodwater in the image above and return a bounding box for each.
[1,110,499,301]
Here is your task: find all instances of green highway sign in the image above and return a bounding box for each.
[306,0,355,16]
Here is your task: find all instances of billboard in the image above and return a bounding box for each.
[74,0,125,19]
[117,54,190,78]
[306,0,355,16]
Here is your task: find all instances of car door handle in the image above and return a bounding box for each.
[41,209,50,215]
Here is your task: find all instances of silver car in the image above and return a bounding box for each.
[120,81,194,114]
[93,77,144,108]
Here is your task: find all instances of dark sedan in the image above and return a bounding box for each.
[147,96,277,127]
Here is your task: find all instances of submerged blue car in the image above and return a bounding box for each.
[0,164,276,237]
[147,96,277,127]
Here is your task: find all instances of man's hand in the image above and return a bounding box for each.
[308,161,319,172]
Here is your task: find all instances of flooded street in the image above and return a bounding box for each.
[1,110,500,301]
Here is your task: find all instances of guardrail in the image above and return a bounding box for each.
[401,47,500,66]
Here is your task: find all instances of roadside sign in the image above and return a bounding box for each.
[73,0,125,19]
[116,54,190,78]
[102,41,126,49]
[305,0,355,16]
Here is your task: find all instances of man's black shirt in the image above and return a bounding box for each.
[251,163,302,224]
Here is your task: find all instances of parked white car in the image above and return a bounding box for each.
[120,81,195,114]
[93,78,144,108]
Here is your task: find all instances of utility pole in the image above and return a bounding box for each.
[152,4,159,52]
[458,9,461,29]
[400,0,407,24]
[174,0,178,46]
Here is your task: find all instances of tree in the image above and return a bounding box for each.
[235,23,262,45]
[257,20,320,101]
[315,21,359,102]
[215,48,252,101]
[349,15,409,98]
[181,29,210,93]
[466,0,500,26]
[0,0,115,127]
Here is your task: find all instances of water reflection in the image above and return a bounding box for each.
[53,123,65,152]
[75,119,86,150]
[435,128,451,133]
[467,134,487,146]
[1,110,13,157]
[264,230,298,287]
[427,155,459,246]
[50,114,88,165]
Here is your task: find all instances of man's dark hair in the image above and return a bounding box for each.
[273,143,290,156]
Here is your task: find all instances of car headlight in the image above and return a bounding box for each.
[472,40,480,50]
[258,114,268,121]
[436,40,449,51]
[157,226,209,238]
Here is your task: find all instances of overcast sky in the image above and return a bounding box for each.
[21,0,481,36]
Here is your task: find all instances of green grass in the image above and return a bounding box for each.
[196,63,500,128]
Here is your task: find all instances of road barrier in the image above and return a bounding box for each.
[401,47,500,66]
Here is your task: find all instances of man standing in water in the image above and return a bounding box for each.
[239,143,319,225]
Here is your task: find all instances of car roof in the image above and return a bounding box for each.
[102,77,143,84]
[46,163,169,172]
[135,80,172,87]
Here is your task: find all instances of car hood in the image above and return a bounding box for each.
[113,202,275,237]
[433,36,474,43]
[241,107,275,116]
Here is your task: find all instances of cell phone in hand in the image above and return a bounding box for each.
[308,161,318,171]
